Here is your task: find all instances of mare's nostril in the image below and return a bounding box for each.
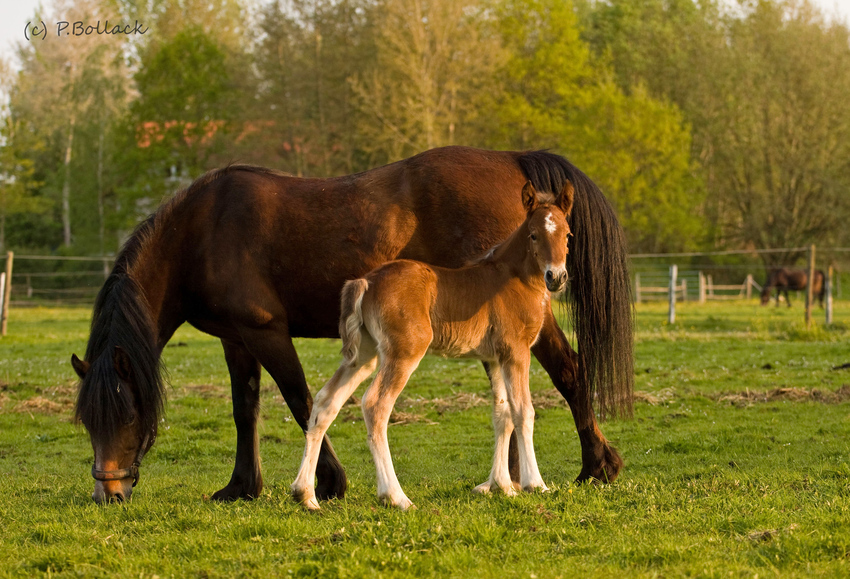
[545,271,554,283]
[111,492,125,503]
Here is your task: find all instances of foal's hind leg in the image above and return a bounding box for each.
[362,353,425,510]
[473,362,518,496]
[292,348,378,510]
[532,309,622,484]
[212,340,263,501]
[239,322,347,500]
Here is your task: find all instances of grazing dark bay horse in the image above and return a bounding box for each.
[760,268,825,307]
[72,146,633,504]
[292,182,572,510]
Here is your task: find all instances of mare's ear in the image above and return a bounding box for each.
[521,181,538,213]
[557,180,575,216]
[113,346,132,383]
[71,354,90,379]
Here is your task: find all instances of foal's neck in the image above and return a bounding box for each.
[486,219,543,288]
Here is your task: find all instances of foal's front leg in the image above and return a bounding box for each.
[501,356,548,492]
[291,356,377,510]
[473,361,519,496]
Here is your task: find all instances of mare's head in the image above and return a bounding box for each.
[72,275,163,504]
[521,180,574,292]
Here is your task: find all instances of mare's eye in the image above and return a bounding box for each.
[530,234,537,241]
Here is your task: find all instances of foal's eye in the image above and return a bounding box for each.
[530,234,537,241]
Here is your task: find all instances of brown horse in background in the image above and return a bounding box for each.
[71,146,633,504]
[760,268,825,307]
[292,182,572,510]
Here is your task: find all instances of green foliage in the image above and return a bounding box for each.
[1,304,849,576]
[583,0,850,259]
[483,0,705,253]
[4,0,849,257]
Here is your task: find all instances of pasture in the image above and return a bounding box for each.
[1,302,849,577]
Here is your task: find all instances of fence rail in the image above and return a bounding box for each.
[0,245,847,335]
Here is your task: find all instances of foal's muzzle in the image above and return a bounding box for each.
[545,269,568,292]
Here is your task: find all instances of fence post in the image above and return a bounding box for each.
[826,266,833,326]
[1,251,13,336]
[746,274,753,300]
[635,273,641,304]
[707,274,714,297]
[668,264,677,324]
[806,244,816,328]
[698,272,706,303]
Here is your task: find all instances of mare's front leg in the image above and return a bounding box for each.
[292,352,378,510]
[212,340,263,501]
[501,354,547,492]
[361,353,425,510]
[473,362,519,496]
[239,320,348,500]
[531,309,623,483]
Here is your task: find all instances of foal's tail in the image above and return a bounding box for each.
[340,279,369,366]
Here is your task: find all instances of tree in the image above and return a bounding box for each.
[118,26,233,223]
[350,0,501,165]
[0,60,45,251]
[481,0,704,253]
[10,0,130,250]
[249,0,380,176]
[583,0,850,261]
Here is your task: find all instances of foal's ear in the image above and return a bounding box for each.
[113,346,132,383]
[521,181,538,212]
[71,354,90,379]
[557,180,575,216]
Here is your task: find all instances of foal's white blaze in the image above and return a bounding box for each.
[544,211,557,234]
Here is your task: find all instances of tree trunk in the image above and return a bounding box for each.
[61,112,76,247]
[97,130,105,256]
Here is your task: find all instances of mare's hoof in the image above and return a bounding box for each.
[210,485,259,502]
[577,444,623,484]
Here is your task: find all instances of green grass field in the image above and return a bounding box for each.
[1,301,849,577]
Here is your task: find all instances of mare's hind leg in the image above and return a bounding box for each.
[239,322,347,500]
[292,346,378,510]
[531,308,623,484]
[473,362,518,496]
[212,340,263,501]
[362,353,425,510]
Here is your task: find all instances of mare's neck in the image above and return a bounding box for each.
[121,233,186,352]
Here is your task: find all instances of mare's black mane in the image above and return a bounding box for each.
[516,150,634,419]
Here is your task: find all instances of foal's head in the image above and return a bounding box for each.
[521,180,574,293]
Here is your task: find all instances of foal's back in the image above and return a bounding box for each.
[358,258,539,361]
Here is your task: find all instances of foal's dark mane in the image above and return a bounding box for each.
[75,164,286,444]
[515,151,634,419]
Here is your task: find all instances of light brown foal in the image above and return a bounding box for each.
[292,181,574,510]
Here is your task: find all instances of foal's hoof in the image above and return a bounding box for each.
[291,487,321,511]
[472,481,492,495]
[397,499,416,511]
[522,482,550,494]
[473,480,519,496]
[382,495,416,511]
